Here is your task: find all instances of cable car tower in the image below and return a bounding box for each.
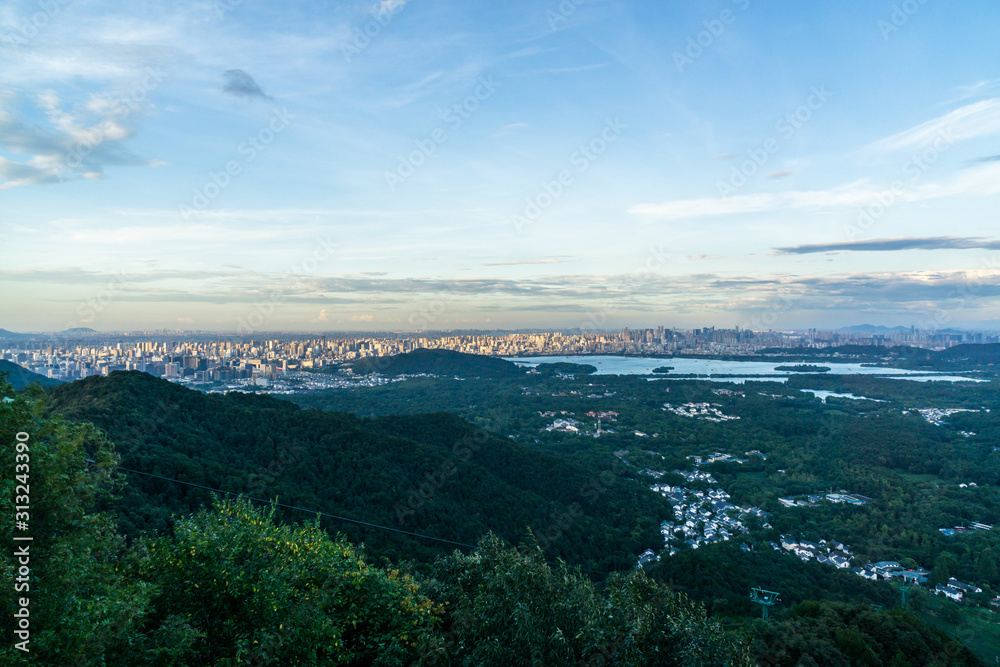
[750,587,780,620]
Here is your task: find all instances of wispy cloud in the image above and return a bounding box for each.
[374,0,408,17]
[544,63,610,74]
[775,236,1000,255]
[222,69,274,101]
[629,162,1000,220]
[483,258,573,266]
[5,267,999,314]
[0,156,61,188]
[495,122,528,136]
[950,79,1000,104]
[0,85,159,188]
[867,98,1000,154]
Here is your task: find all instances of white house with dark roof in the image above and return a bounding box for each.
[935,584,964,602]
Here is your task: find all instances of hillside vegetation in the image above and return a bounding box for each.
[345,347,525,378]
[45,371,667,571]
[2,378,753,666]
[0,360,64,389]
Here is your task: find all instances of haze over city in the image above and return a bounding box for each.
[2,0,1000,331]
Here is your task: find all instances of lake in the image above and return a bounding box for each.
[505,355,984,383]
[801,390,885,402]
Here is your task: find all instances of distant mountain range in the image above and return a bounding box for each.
[0,327,97,339]
[0,328,32,339]
[0,360,64,388]
[837,324,966,334]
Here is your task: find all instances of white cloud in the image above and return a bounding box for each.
[373,0,408,17]
[0,78,159,187]
[0,155,60,188]
[867,99,1000,154]
[629,162,1000,221]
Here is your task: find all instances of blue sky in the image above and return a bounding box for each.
[2,0,1000,332]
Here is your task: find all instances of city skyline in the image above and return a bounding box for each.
[8,325,996,387]
[3,1,1000,331]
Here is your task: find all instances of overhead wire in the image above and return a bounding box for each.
[117,466,478,550]
[116,465,613,576]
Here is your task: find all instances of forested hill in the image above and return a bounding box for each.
[914,343,1000,365]
[0,359,63,388]
[45,371,667,570]
[757,342,1000,369]
[345,347,525,378]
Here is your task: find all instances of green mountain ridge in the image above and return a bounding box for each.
[0,359,64,388]
[345,347,525,378]
[45,371,667,570]
[757,343,1000,369]
[6,369,988,666]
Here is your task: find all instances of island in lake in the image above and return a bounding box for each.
[652,366,675,373]
[534,361,597,375]
[774,364,831,373]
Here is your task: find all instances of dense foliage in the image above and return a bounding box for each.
[44,371,669,572]
[3,381,754,665]
[6,345,998,664]
[533,362,598,375]
[755,343,1000,372]
[290,364,999,664]
[344,348,524,378]
[128,498,440,666]
[0,360,63,389]
[427,534,753,666]
[1,382,148,665]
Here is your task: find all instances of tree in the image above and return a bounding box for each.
[126,497,442,666]
[888,650,914,667]
[834,627,879,666]
[976,548,998,581]
[0,380,150,665]
[429,533,752,666]
[930,553,958,587]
